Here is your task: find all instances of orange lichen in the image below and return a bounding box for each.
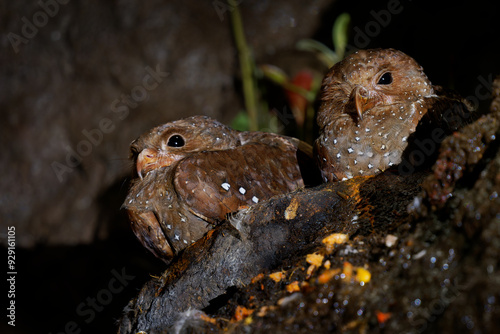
[269,271,286,282]
[233,305,254,321]
[306,253,324,267]
[251,273,265,284]
[284,197,300,220]
[322,233,349,252]
[318,268,342,284]
[306,264,316,279]
[343,261,354,279]
[286,281,301,293]
[199,313,217,325]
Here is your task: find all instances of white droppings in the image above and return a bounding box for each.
[221,182,230,191]
[333,139,338,144]
[365,128,370,132]
[128,199,133,204]
[342,177,348,181]
[402,136,407,142]
[183,240,188,244]
[252,196,259,203]
[358,151,364,156]
[381,144,386,150]
[354,160,358,165]
[368,163,374,169]
[167,224,172,229]
[239,187,246,195]
[385,234,398,247]
[174,234,180,241]
[388,161,394,166]
[359,170,364,174]
[347,148,354,153]
[413,249,427,260]
[323,157,327,162]
[336,153,341,158]
[355,137,360,141]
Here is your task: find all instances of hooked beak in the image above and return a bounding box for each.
[352,86,376,121]
[136,148,157,179]
[136,148,182,179]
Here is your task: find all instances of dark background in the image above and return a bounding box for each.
[1,0,499,333]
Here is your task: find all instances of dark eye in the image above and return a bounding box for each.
[167,134,185,147]
[377,72,393,85]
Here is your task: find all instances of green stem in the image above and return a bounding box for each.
[228,0,258,131]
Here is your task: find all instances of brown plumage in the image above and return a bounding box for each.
[123,115,319,263]
[315,48,473,182]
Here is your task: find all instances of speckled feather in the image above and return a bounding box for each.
[123,116,317,262]
[314,48,472,182]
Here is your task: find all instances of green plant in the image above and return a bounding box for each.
[296,13,351,68]
[228,7,351,140]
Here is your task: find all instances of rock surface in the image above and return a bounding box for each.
[0,0,333,248]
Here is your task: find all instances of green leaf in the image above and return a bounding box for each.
[230,111,250,131]
[260,64,289,85]
[332,13,350,60]
[296,39,339,68]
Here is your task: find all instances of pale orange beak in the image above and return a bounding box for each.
[136,148,157,179]
[353,86,376,121]
[136,148,182,179]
